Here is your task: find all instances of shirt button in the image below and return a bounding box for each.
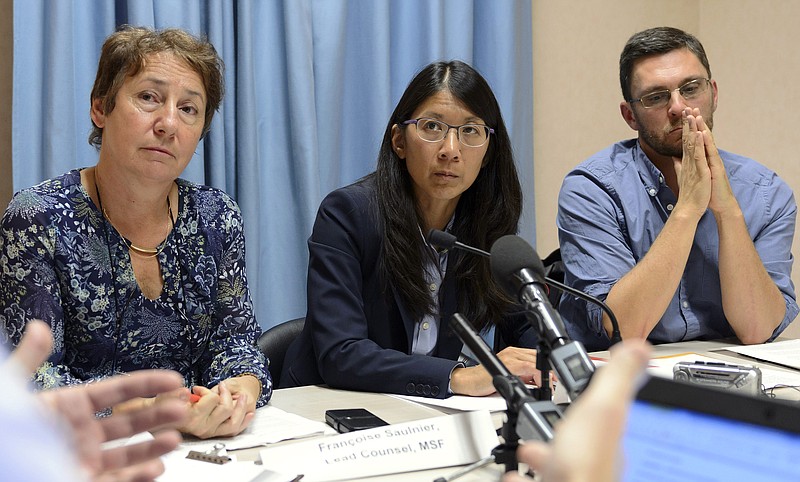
[666,204,674,211]
[659,175,664,183]
[422,322,430,330]
[648,188,657,196]
[429,283,437,292]
[682,301,689,309]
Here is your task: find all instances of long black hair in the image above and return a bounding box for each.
[373,60,522,332]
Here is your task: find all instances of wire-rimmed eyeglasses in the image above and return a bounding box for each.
[628,78,711,109]
[402,118,494,148]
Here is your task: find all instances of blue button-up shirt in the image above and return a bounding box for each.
[414,244,448,355]
[557,139,798,351]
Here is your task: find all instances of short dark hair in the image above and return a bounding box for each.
[88,25,224,148]
[619,27,711,101]
[373,60,522,330]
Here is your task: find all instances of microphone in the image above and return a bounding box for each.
[490,234,595,399]
[428,229,622,346]
[450,313,562,444]
[427,229,491,258]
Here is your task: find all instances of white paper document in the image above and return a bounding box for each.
[157,450,271,482]
[113,433,295,482]
[391,393,507,412]
[724,339,800,371]
[259,410,498,481]
[181,405,335,451]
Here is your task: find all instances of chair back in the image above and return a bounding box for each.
[542,248,564,309]
[257,317,305,387]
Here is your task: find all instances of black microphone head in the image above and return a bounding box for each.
[427,229,457,250]
[490,235,546,296]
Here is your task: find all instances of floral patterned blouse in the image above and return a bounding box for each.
[0,169,271,406]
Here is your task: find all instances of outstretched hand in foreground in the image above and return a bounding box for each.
[503,339,651,482]
[8,320,188,482]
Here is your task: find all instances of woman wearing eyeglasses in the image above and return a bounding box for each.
[281,60,541,397]
[0,27,269,438]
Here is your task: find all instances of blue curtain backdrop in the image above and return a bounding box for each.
[12,0,534,330]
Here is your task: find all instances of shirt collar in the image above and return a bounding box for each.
[634,140,668,197]
[420,215,456,254]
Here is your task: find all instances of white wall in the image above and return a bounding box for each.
[532,0,800,338]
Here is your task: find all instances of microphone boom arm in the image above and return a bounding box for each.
[428,228,622,347]
[544,276,622,345]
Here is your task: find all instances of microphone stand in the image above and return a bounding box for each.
[533,343,553,402]
[449,313,562,476]
[515,268,596,400]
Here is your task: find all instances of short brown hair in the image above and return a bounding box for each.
[619,27,711,102]
[88,25,224,148]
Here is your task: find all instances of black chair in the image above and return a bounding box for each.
[257,317,305,388]
[542,248,564,309]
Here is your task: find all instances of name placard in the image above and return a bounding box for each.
[259,410,497,481]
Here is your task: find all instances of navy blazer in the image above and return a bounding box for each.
[281,178,536,398]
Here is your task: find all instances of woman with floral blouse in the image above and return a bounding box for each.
[0,26,270,439]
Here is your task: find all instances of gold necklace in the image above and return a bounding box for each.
[102,200,173,258]
[95,178,175,259]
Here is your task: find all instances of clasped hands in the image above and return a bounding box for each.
[173,374,260,439]
[673,107,738,219]
[114,372,260,440]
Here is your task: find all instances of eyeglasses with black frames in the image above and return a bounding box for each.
[628,78,711,109]
[402,118,494,148]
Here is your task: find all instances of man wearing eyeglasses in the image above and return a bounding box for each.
[556,27,798,351]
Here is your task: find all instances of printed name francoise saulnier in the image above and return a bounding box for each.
[317,422,445,464]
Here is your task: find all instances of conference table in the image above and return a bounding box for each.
[267,385,507,481]
[591,337,800,403]
[191,339,800,481]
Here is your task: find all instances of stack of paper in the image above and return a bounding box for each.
[724,339,800,370]
[181,405,335,451]
[390,393,507,412]
[157,405,334,482]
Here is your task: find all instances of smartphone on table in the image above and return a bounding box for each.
[325,408,389,433]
